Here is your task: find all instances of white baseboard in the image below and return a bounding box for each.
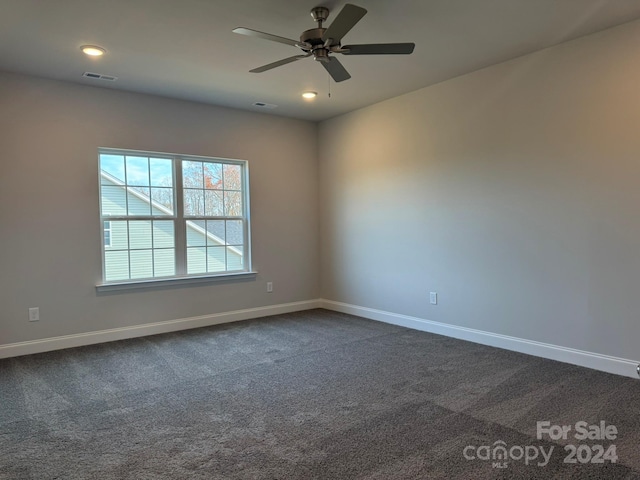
[6,299,638,379]
[321,299,639,379]
[0,300,322,359]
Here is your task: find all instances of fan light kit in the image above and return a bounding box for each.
[233,3,415,83]
[302,91,317,99]
[81,45,106,57]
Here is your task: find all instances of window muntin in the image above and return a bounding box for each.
[99,149,250,284]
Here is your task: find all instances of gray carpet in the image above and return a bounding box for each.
[1,309,639,479]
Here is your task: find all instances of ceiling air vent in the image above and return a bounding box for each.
[252,102,278,109]
[83,72,118,81]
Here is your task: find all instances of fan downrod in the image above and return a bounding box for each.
[304,6,333,61]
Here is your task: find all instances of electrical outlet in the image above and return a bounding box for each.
[266,282,273,293]
[28,307,40,322]
[429,292,437,305]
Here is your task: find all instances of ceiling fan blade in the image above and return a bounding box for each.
[321,57,351,82]
[233,27,301,48]
[249,54,310,73]
[322,4,367,43]
[342,43,416,55]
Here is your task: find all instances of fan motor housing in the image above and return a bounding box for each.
[300,28,327,47]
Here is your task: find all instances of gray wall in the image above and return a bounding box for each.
[0,72,319,344]
[319,19,640,360]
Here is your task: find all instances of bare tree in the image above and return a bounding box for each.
[181,162,243,217]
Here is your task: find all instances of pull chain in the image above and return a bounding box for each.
[328,73,331,98]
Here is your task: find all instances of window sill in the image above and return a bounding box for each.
[96,271,258,293]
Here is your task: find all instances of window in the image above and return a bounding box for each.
[98,148,251,285]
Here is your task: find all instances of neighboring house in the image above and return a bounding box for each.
[100,171,243,281]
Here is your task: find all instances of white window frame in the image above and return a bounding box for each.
[97,148,254,291]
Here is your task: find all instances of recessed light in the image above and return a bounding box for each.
[81,45,106,57]
[302,91,317,99]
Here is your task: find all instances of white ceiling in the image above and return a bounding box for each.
[2,0,640,122]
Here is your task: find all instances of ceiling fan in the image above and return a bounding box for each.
[233,4,415,83]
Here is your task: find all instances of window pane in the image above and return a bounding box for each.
[206,220,225,246]
[126,156,150,186]
[130,250,153,279]
[187,247,206,274]
[184,189,204,216]
[127,190,152,216]
[153,221,174,248]
[183,161,203,188]
[153,249,175,277]
[101,185,127,216]
[149,158,173,187]
[186,221,206,247]
[109,221,129,250]
[129,221,152,249]
[204,163,222,189]
[151,187,174,214]
[105,251,129,281]
[226,220,244,245]
[224,191,242,216]
[100,155,126,184]
[226,246,244,271]
[223,164,242,190]
[104,221,111,248]
[204,190,223,216]
[207,247,226,272]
